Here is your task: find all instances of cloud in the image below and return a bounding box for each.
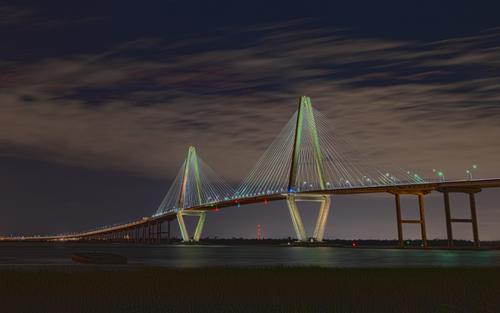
[0,5,36,25]
[0,4,104,29]
[1,22,500,183]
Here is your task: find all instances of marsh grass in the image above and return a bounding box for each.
[0,267,499,313]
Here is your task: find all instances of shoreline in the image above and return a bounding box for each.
[2,239,500,250]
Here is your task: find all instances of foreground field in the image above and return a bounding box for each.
[0,267,499,313]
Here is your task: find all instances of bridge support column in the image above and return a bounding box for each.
[156,222,161,244]
[286,194,331,242]
[443,192,453,247]
[418,194,428,248]
[438,188,481,248]
[392,191,428,248]
[167,220,171,242]
[148,223,152,244]
[395,193,403,247]
[287,195,307,241]
[313,196,331,242]
[177,210,206,242]
[470,193,480,248]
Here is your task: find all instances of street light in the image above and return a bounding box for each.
[437,171,445,182]
[467,164,478,180]
[432,169,445,182]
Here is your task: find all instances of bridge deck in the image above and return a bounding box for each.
[3,178,500,241]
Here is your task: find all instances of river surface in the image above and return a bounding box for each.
[0,242,499,268]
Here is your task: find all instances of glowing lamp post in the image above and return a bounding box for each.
[466,164,478,180]
[433,169,445,182]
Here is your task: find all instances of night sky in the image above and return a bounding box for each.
[1,1,500,240]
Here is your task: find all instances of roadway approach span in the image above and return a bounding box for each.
[4,178,500,248]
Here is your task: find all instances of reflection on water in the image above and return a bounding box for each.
[0,242,499,268]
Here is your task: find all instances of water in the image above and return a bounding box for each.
[1,242,499,268]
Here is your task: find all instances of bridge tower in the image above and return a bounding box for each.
[287,96,332,242]
[176,146,207,242]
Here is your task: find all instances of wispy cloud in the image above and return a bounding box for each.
[1,22,500,181]
[0,5,36,25]
[0,4,104,29]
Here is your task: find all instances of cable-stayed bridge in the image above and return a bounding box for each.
[5,96,500,248]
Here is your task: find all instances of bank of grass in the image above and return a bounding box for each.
[0,267,499,313]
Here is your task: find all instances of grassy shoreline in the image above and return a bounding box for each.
[1,267,499,313]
